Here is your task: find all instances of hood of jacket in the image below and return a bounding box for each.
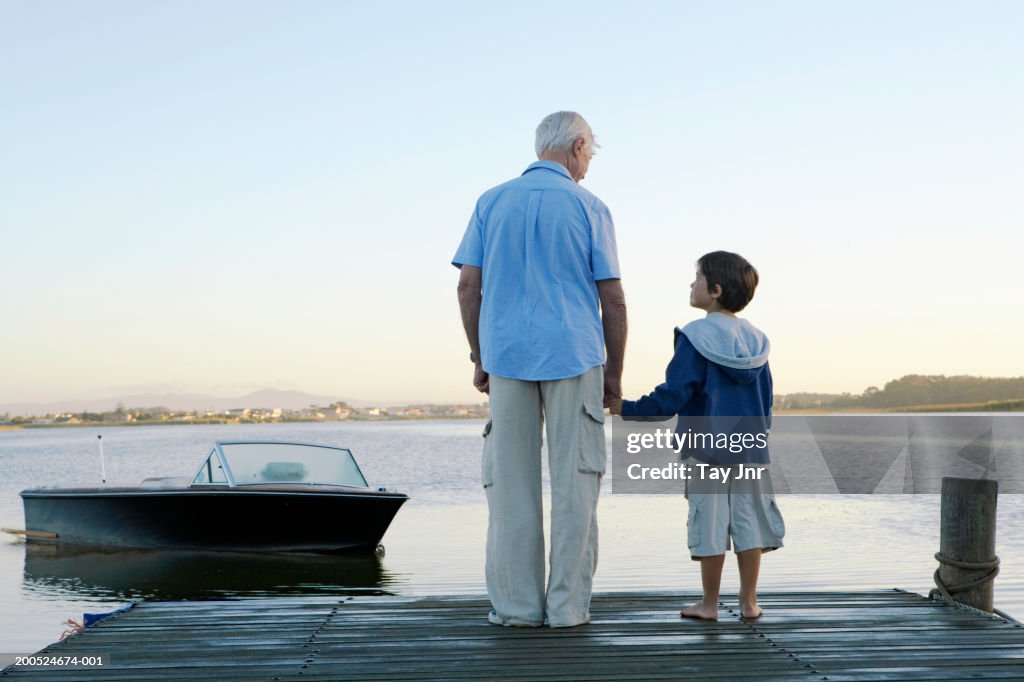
[677,313,770,384]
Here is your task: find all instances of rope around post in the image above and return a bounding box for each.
[929,551,1016,621]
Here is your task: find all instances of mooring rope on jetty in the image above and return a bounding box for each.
[929,551,1018,622]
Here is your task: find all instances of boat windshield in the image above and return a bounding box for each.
[216,442,369,488]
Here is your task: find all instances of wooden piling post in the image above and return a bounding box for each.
[935,476,998,612]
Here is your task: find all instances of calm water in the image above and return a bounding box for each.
[1,421,1021,653]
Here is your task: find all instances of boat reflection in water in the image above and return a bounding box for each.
[22,543,396,601]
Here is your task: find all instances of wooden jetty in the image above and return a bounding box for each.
[3,591,1024,680]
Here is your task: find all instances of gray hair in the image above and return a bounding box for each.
[535,111,598,158]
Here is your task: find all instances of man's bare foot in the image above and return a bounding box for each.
[739,603,762,619]
[680,603,718,620]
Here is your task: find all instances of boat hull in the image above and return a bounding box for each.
[23,544,390,598]
[20,487,407,553]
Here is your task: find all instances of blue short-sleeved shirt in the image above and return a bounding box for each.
[452,161,620,381]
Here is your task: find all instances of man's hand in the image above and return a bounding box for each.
[473,363,490,394]
[603,374,622,409]
[607,396,623,416]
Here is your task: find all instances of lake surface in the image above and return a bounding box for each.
[1,421,1021,654]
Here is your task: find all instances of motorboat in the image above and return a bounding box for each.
[15,441,408,553]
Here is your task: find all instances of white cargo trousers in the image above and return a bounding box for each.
[482,365,606,627]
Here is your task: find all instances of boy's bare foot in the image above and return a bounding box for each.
[739,603,762,619]
[680,603,718,620]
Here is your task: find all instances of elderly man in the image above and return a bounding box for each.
[452,111,627,628]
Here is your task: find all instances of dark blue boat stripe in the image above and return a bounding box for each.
[21,490,407,500]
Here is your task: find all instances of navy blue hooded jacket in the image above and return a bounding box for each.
[621,312,773,464]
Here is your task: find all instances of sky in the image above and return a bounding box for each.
[2,1,1022,406]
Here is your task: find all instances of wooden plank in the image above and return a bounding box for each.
[5,591,1024,681]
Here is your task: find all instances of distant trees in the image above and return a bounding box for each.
[820,375,1024,409]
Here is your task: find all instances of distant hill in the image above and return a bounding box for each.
[834,374,1024,408]
[0,389,358,416]
[777,374,1024,410]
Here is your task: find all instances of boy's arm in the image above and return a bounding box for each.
[621,334,705,418]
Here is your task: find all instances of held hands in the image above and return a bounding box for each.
[473,363,490,394]
[607,396,623,416]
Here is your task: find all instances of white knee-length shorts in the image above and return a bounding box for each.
[684,459,785,558]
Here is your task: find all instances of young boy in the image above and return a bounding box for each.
[609,250,784,620]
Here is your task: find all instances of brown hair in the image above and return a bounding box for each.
[697,251,759,312]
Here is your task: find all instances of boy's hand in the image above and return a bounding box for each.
[608,397,623,415]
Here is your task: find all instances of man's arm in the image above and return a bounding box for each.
[597,278,627,408]
[456,265,488,394]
